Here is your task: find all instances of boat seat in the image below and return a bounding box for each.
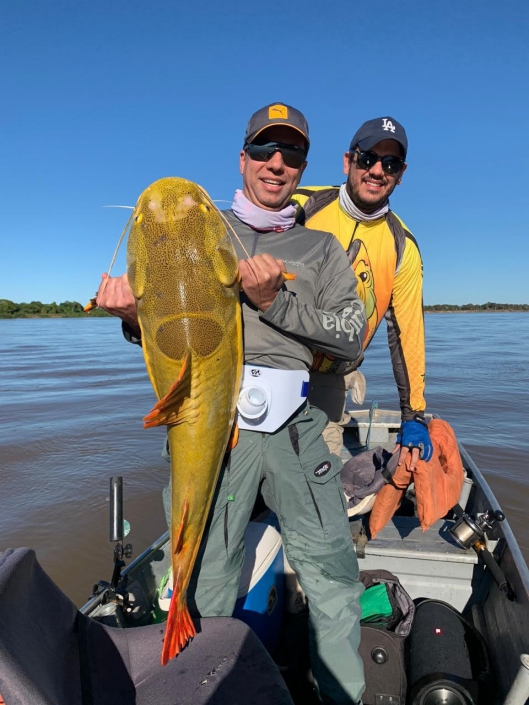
[0,547,295,705]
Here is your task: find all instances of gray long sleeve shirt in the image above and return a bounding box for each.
[223,211,366,372]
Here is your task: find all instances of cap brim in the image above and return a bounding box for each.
[356,136,406,158]
[247,123,310,146]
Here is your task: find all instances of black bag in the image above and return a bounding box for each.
[408,599,493,705]
[359,570,415,705]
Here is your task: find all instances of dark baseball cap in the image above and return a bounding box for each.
[349,117,408,159]
[243,102,310,151]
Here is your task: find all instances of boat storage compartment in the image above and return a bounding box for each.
[359,516,480,612]
[233,521,285,652]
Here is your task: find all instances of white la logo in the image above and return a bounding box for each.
[382,118,396,133]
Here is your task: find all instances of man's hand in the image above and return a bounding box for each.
[393,416,433,471]
[96,273,139,334]
[239,255,289,312]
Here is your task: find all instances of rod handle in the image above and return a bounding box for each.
[110,476,124,542]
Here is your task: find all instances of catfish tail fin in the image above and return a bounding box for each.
[161,574,196,665]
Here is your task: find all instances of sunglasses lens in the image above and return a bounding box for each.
[355,151,376,170]
[281,150,305,168]
[246,143,306,169]
[382,156,404,175]
[245,144,273,162]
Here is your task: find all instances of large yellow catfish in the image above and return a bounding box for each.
[126,177,243,665]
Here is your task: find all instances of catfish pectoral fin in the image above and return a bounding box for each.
[143,351,193,428]
[226,422,239,452]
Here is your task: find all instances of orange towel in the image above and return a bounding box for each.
[369,419,464,539]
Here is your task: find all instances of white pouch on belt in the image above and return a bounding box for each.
[236,365,309,434]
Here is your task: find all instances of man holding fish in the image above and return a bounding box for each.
[97,102,367,704]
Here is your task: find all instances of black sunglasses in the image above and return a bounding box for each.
[353,150,404,175]
[244,141,307,169]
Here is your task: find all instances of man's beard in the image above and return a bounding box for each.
[347,180,390,214]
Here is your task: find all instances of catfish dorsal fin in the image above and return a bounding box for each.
[143,351,194,428]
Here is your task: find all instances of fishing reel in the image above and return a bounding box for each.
[450,506,515,601]
[449,507,505,550]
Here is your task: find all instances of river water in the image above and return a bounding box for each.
[1,314,528,606]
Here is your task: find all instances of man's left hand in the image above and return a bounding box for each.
[394,416,433,471]
[239,254,288,312]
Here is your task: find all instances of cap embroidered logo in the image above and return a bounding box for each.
[269,104,288,119]
[314,461,331,477]
[382,118,396,133]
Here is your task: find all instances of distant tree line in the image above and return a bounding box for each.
[1,299,528,319]
[424,302,529,312]
[0,299,111,318]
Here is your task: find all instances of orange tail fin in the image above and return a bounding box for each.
[161,584,196,665]
[161,499,195,665]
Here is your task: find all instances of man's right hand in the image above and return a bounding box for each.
[96,273,140,335]
[239,254,288,313]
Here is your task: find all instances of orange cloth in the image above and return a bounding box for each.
[369,419,465,539]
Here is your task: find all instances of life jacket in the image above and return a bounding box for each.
[369,419,465,539]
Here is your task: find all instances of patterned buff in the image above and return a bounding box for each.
[339,183,389,222]
[232,190,296,232]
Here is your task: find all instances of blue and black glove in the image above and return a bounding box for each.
[396,415,433,462]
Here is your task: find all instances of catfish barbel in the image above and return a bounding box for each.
[126,177,243,664]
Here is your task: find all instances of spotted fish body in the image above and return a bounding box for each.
[126,177,243,664]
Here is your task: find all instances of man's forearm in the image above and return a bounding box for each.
[262,292,366,361]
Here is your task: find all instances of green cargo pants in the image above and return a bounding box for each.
[183,404,365,705]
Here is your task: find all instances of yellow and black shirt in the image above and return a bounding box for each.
[293,186,425,421]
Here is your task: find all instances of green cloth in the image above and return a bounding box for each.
[360,584,393,623]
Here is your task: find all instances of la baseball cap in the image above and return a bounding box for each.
[349,117,408,159]
[244,102,310,151]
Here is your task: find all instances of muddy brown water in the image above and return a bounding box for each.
[1,314,528,606]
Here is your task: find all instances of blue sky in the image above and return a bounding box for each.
[1,0,528,306]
